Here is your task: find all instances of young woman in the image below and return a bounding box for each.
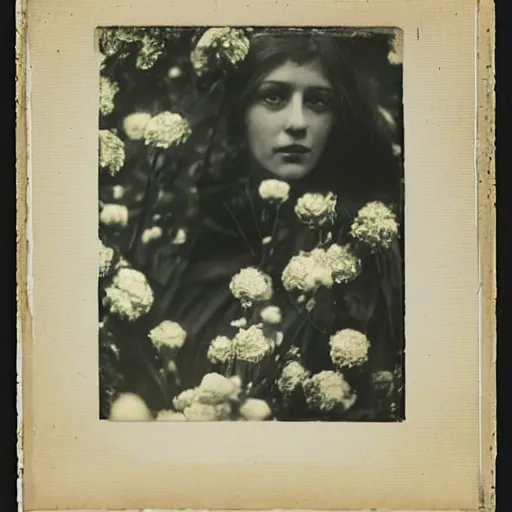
[107,28,404,421]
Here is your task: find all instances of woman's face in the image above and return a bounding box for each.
[244,58,335,180]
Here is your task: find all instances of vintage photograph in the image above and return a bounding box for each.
[97,26,405,422]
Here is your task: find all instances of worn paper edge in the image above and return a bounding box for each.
[16,0,496,510]
[476,0,496,511]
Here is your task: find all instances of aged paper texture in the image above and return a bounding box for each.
[17,0,496,510]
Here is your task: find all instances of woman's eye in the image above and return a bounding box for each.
[306,97,332,112]
[262,94,286,107]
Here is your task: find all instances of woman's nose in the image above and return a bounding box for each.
[284,94,307,135]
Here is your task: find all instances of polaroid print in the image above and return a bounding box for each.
[97,26,405,423]
[19,0,495,510]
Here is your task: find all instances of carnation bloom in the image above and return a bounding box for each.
[195,372,241,405]
[156,410,187,421]
[260,305,282,325]
[310,244,361,285]
[329,329,370,369]
[172,228,187,245]
[230,317,247,328]
[191,27,249,77]
[99,204,129,228]
[148,320,187,354]
[99,239,115,278]
[172,388,198,412]
[302,370,357,413]
[233,325,274,363]
[207,335,234,364]
[143,111,191,148]
[122,112,152,140]
[112,185,126,200]
[109,393,152,421]
[239,399,272,421]
[277,361,310,398]
[99,130,125,176]
[183,402,232,421]
[350,201,399,250]
[136,34,165,70]
[141,225,163,244]
[294,192,337,227]
[103,267,154,321]
[258,179,290,204]
[281,252,333,293]
[99,76,119,116]
[229,267,273,308]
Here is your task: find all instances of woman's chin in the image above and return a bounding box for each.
[268,164,313,181]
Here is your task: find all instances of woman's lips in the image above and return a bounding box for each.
[274,144,311,154]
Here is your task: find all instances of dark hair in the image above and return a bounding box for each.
[212,29,403,209]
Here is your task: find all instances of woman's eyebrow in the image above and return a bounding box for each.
[259,80,333,92]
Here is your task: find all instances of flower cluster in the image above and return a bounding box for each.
[258,179,290,204]
[103,267,154,321]
[122,112,152,141]
[99,76,119,117]
[148,320,187,354]
[99,239,115,278]
[229,267,273,308]
[329,329,370,369]
[302,370,357,413]
[191,27,250,77]
[99,130,125,176]
[277,360,310,400]
[141,225,163,244]
[172,373,242,421]
[207,325,275,365]
[295,192,337,228]
[350,201,399,250]
[109,393,152,421]
[100,204,129,228]
[143,111,191,149]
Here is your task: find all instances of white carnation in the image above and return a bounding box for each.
[322,244,361,284]
[281,252,333,293]
[99,76,119,116]
[168,66,183,78]
[233,325,274,363]
[302,370,357,413]
[172,388,198,412]
[329,329,370,369]
[143,111,191,148]
[148,320,187,353]
[230,317,247,328]
[136,35,165,70]
[207,335,234,364]
[141,225,163,244]
[258,179,290,204]
[99,130,125,176]
[156,410,187,421]
[191,27,249,77]
[122,112,152,141]
[183,401,232,421]
[99,239,115,278]
[260,305,282,325]
[239,399,272,421]
[294,192,337,227]
[103,267,154,321]
[350,201,399,250]
[112,185,126,200]
[277,361,310,398]
[109,393,152,421]
[195,372,241,405]
[172,228,187,245]
[99,204,129,228]
[229,267,273,308]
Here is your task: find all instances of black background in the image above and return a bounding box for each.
[4,2,510,510]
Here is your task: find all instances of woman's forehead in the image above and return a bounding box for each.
[259,59,333,90]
